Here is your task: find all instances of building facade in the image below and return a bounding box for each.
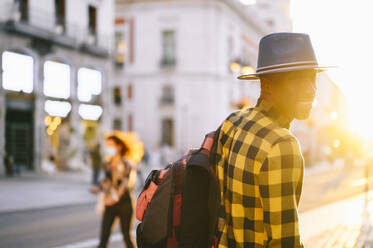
[0,0,114,174]
[113,0,292,161]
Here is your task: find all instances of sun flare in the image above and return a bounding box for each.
[291,0,373,141]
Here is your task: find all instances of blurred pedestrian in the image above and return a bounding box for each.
[90,143,103,187]
[97,131,137,248]
[213,33,333,247]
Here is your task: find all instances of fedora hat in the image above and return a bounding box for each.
[238,32,334,80]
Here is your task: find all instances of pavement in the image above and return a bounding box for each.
[2,163,373,247]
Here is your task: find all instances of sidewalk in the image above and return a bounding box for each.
[0,170,97,213]
[301,189,373,248]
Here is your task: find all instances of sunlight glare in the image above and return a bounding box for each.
[291,0,373,140]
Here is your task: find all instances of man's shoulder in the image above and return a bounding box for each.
[222,108,300,148]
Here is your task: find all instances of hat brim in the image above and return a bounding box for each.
[237,65,336,81]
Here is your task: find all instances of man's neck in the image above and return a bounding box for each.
[256,96,294,129]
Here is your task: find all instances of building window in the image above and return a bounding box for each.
[88,5,97,42]
[43,60,70,99]
[128,114,133,131]
[2,51,33,93]
[113,87,122,105]
[115,32,126,68]
[113,119,122,130]
[161,30,176,67]
[127,84,132,100]
[161,119,174,146]
[160,85,174,105]
[55,0,66,33]
[77,68,102,103]
[15,0,28,22]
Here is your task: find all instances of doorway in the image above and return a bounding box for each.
[5,107,34,171]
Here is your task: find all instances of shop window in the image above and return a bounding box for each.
[113,87,122,105]
[2,51,33,93]
[43,60,70,99]
[78,104,103,121]
[113,119,122,130]
[77,67,102,103]
[44,100,72,118]
[161,119,174,146]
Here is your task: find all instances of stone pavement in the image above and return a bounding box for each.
[300,189,373,248]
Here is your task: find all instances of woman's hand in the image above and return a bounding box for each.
[105,190,119,206]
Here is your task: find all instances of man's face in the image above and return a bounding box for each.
[272,69,317,120]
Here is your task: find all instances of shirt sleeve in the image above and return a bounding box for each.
[258,137,304,248]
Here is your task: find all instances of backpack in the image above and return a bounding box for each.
[136,131,220,248]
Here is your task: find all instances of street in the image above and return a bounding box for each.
[2,162,373,248]
[0,203,131,248]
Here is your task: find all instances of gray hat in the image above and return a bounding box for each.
[238,32,334,80]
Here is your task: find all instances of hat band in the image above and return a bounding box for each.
[256,61,318,73]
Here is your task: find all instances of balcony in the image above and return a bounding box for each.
[1,3,109,58]
[2,3,78,49]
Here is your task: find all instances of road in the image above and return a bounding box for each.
[0,203,130,248]
[2,163,373,248]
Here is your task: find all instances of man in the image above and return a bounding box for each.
[213,33,332,247]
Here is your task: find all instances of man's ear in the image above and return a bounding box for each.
[260,77,273,96]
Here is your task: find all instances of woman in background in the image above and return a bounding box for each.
[98,132,137,248]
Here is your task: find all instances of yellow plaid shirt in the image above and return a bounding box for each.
[213,99,304,248]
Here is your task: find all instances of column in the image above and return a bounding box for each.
[33,56,46,173]
[69,64,85,170]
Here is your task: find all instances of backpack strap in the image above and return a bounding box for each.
[201,132,215,152]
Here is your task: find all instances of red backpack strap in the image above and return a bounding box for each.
[201,132,216,152]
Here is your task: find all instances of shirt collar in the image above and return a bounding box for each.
[255,98,292,129]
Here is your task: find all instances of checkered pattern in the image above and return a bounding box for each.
[213,99,304,247]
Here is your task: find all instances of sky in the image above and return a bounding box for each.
[290,0,373,137]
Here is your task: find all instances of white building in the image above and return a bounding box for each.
[0,0,114,174]
[113,0,292,160]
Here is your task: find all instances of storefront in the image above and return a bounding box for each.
[1,50,104,173]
